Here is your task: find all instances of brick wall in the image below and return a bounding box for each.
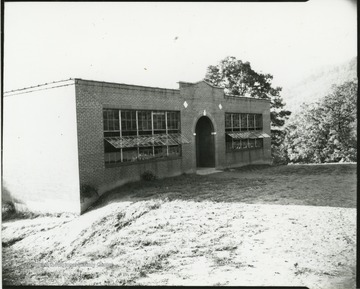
[222,95,272,167]
[74,79,189,212]
[75,79,271,212]
[179,81,272,169]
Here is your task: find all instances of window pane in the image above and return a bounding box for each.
[139,147,153,160]
[121,111,137,132]
[233,114,240,128]
[109,120,114,131]
[104,152,122,164]
[138,111,152,131]
[241,139,248,148]
[114,111,120,130]
[241,114,247,129]
[225,134,232,151]
[169,145,181,157]
[248,114,255,129]
[103,109,120,131]
[233,139,241,149]
[123,148,138,162]
[167,112,180,130]
[153,112,166,130]
[225,114,232,128]
[255,114,263,129]
[249,139,255,148]
[154,146,167,158]
[255,139,263,148]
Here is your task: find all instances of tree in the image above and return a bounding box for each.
[285,80,357,163]
[204,56,291,163]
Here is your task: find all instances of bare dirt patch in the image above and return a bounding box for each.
[2,164,356,288]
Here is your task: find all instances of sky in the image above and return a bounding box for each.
[3,0,357,92]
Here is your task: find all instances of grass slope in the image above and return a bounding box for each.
[2,164,356,288]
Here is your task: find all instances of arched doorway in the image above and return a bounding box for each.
[195,116,215,167]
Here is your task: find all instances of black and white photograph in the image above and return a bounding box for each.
[1,1,357,288]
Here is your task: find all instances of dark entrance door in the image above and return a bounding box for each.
[195,116,215,167]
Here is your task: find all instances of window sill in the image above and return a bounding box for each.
[105,156,182,168]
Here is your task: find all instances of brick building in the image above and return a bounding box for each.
[3,78,271,214]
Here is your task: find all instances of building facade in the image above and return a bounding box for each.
[3,78,271,214]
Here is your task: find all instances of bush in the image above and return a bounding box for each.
[284,81,357,164]
[272,145,289,165]
[2,201,16,220]
[271,129,290,165]
[141,171,157,181]
[2,185,17,220]
[80,184,98,199]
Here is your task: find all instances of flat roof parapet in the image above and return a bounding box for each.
[225,93,270,102]
[4,78,181,97]
[75,78,180,93]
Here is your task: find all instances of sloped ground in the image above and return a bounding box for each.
[2,164,356,288]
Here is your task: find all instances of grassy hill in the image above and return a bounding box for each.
[282,57,357,113]
[2,164,356,287]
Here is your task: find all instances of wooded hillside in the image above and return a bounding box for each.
[283,57,357,113]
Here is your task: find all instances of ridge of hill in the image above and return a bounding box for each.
[282,57,357,113]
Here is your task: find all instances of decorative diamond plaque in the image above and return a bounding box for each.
[218,103,223,110]
[183,101,188,108]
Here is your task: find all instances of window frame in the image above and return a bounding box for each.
[225,112,264,152]
[103,109,182,165]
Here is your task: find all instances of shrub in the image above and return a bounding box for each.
[80,184,98,199]
[141,171,157,181]
[2,185,17,220]
[2,201,16,220]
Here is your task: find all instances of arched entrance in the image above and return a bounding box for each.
[195,116,215,167]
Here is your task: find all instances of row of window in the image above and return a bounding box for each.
[104,111,262,134]
[103,109,180,135]
[225,113,263,131]
[105,145,181,164]
[226,138,263,151]
[103,109,182,164]
[225,113,263,151]
[103,109,265,164]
